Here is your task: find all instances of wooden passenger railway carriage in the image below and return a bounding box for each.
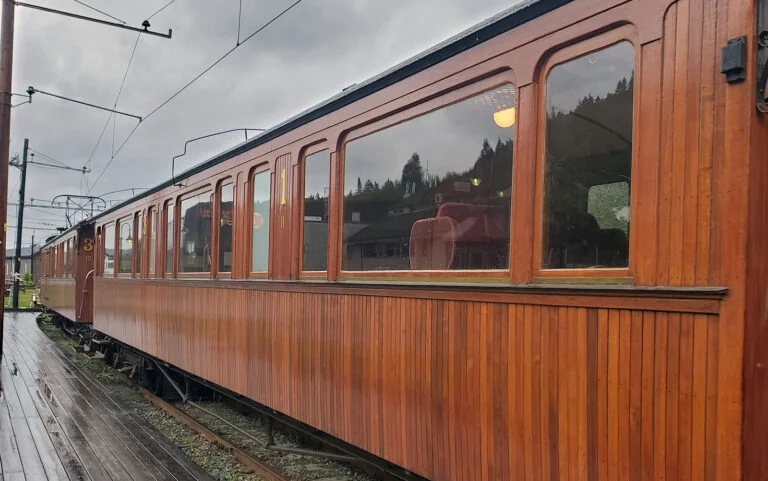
[39,0,768,479]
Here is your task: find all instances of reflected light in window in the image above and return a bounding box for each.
[493,107,516,128]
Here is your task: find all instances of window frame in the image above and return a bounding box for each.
[299,144,330,278]
[147,206,156,277]
[248,164,272,278]
[163,199,177,278]
[338,72,518,281]
[533,26,639,282]
[215,178,235,277]
[116,216,134,277]
[177,186,213,279]
[102,222,116,278]
[133,211,142,277]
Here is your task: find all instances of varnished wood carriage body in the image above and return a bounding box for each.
[40,0,768,479]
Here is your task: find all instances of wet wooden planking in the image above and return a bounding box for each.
[0,312,213,481]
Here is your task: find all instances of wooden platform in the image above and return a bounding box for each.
[0,312,213,481]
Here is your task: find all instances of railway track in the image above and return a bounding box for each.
[127,378,291,481]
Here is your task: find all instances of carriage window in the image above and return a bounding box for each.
[135,212,143,276]
[179,191,212,274]
[165,202,174,274]
[542,41,634,270]
[69,239,75,276]
[148,208,156,275]
[219,184,234,273]
[63,240,69,276]
[118,219,133,274]
[342,85,515,271]
[251,171,271,272]
[103,224,115,276]
[302,150,329,272]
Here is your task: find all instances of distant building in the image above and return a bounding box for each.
[5,247,39,285]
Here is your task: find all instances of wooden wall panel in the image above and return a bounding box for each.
[94,280,724,481]
[39,278,76,322]
[651,0,727,288]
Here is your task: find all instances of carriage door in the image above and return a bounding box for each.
[76,223,95,322]
[272,153,293,279]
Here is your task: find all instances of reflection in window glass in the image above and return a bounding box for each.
[219,184,234,272]
[303,151,329,271]
[342,85,516,271]
[179,191,212,274]
[135,213,143,276]
[118,219,133,274]
[542,41,634,269]
[166,203,174,274]
[148,208,156,275]
[251,171,270,272]
[103,224,115,276]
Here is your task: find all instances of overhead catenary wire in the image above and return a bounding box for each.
[72,0,126,24]
[84,32,142,192]
[87,0,305,194]
[28,148,67,166]
[146,0,176,21]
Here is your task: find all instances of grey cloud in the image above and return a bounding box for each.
[6,0,524,248]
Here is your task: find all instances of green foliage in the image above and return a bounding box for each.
[22,272,32,284]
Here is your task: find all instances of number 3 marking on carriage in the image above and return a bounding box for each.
[83,238,94,252]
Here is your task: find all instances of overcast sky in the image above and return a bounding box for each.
[4,0,525,250]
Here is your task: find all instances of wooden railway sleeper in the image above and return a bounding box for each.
[152,359,358,463]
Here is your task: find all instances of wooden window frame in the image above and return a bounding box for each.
[177,186,213,279]
[102,222,116,278]
[337,71,518,281]
[116,216,133,277]
[147,206,156,278]
[248,164,272,279]
[133,211,142,278]
[299,144,330,279]
[163,199,176,278]
[214,178,235,278]
[57,244,63,277]
[533,26,639,282]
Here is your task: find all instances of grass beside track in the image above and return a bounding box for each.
[5,287,36,308]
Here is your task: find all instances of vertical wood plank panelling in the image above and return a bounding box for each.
[633,40,662,286]
[94,281,723,481]
[691,314,708,481]
[666,313,681,480]
[493,304,510,481]
[678,314,695,481]
[656,3,678,287]
[540,306,552,481]
[653,312,669,481]
[629,312,643,481]
[618,311,631,480]
[596,309,609,481]
[694,0,717,286]
[705,314,719,481]
[681,0,703,286]
[640,312,656,481]
[668,0,690,286]
[607,309,620,481]
[524,305,534,480]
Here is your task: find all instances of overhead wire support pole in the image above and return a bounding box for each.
[27,87,142,121]
[0,0,16,386]
[14,2,172,38]
[10,139,28,308]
